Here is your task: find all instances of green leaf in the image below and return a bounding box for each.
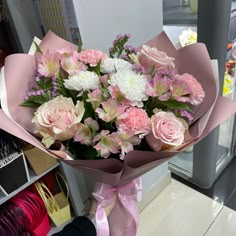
[56,74,72,98]
[38,78,52,90]
[20,100,40,107]
[20,93,52,108]
[82,91,94,119]
[34,41,43,53]
[89,61,101,75]
[150,65,156,78]
[77,33,83,52]
[165,100,192,113]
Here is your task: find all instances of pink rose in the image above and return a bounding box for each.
[146,111,187,151]
[32,96,85,148]
[139,45,175,70]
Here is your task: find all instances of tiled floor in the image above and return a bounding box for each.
[137,179,236,236]
[172,155,236,209]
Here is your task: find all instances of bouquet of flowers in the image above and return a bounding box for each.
[21,32,205,159]
[1,31,236,236]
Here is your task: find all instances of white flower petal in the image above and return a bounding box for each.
[101,58,132,73]
[109,70,148,107]
[64,71,100,91]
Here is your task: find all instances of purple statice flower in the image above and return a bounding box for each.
[121,54,129,61]
[35,76,40,82]
[180,110,193,122]
[114,33,131,45]
[51,75,58,97]
[115,34,123,40]
[155,68,176,80]
[36,90,45,96]
[29,82,36,90]
[125,33,131,39]
[113,39,118,46]
[39,89,44,94]
[132,64,146,74]
[124,45,137,54]
[51,90,57,97]
[35,71,41,77]
[27,91,38,97]
[110,33,132,58]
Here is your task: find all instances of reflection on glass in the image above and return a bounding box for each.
[217,69,236,167]
[169,150,193,176]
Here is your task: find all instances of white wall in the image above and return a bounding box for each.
[72,0,163,52]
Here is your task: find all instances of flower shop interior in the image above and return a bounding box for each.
[0,0,236,235]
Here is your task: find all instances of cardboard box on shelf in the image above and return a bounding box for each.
[24,147,58,176]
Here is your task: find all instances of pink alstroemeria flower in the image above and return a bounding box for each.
[146,76,171,101]
[170,78,192,103]
[108,85,131,106]
[177,73,205,105]
[57,47,77,57]
[96,99,127,122]
[100,75,110,87]
[61,56,87,75]
[171,74,205,105]
[87,89,103,110]
[113,132,141,160]
[74,118,99,145]
[94,130,119,158]
[37,50,61,77]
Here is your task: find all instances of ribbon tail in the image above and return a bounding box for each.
[119,178,142,236]
[95,205,110,236]
[120,198,139,236]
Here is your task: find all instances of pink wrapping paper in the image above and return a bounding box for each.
[1,31,236,185]
[1,31,236,235]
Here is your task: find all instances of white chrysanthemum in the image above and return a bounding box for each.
[101,58,131,73]
[109,70,148,107]
[64,71,100,91]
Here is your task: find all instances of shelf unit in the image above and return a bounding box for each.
[0,162,60,205]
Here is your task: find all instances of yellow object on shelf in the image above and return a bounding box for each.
[223,72,234,97]
[179,29,197,47]
[35,172,71,227]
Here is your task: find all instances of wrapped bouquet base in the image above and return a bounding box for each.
[1,31,236,235]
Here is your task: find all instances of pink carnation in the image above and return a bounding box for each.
[117,107,151,135]
[77,49,107,67]
[178,73,205,105]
